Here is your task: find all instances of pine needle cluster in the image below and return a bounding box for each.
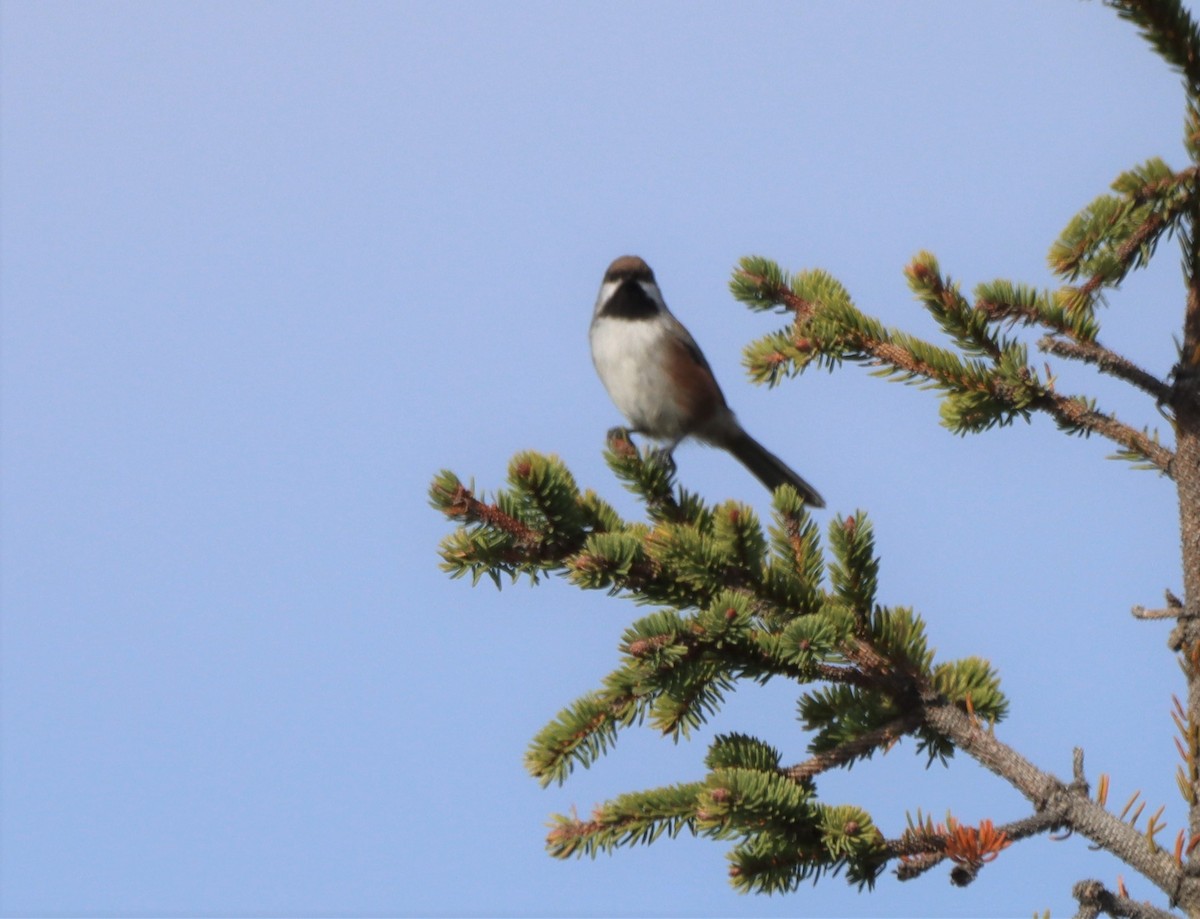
[731,229,1175,470]
[432,437,1006,893]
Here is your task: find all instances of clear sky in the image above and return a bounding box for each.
[1,2,1194,916]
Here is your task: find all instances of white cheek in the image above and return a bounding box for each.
[637,280,666,308]
[593,280,622,313]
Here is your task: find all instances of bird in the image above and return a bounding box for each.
[589,255,825,508]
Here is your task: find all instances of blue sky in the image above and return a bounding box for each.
[1,2,1193,916]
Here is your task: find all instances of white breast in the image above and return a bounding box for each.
[589,316,690,441]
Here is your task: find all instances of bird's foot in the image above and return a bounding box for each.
[647,446,677,472]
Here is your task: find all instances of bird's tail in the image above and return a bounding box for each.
[724,431,826,508]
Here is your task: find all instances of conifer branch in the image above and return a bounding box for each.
[1070,205,1173,309]
[1134,604,1192,619]
[734,255,1177,473]
[924,702,1200,909]
[1049,160,1195,319]
[434,477,540,546]
[1035,390,1175,473]
[434,444,1188,902]
[1039,335,1174,404]
[892,814,1040,884]
[1072,878,1181,919]
[782,710,922,782]
[1105,0,1200,96]
[975,282,1099,342]
[731,263,820,320]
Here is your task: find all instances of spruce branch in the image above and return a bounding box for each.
[1105,0,1200,96]
[924,703,1200,909]
[1134,605,1192,620]
[546,782,707,857]
[1035,389,1175,473]
[433,440,1187,903]
[434,448,1027,891]
[782,710,923,782]
[429,465,585,585]
[1072,878,1182,919]
[1075,205,1168,303]
[733,254,1177,473]
[891,774,1155,888]
[1053,174,1191,313]
[975,280,1100,342]
[431,471,540,546]
[602,427,697,525]
[729,255,834,320]
[906,257,1005,360]
[1039,335,1174,404]
[892,814,1017,886]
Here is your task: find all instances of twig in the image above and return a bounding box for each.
[1036,391,1174,474]
[1134,606,1197,621]
[1039,336,1174,404]
[1072,878,1179,919]
[922,702,1198,908]
[782,711,923,782]
[1074,208,1171,305]
[891,810,1063,882]
[438,481,541,545]
[849,325,1174,474]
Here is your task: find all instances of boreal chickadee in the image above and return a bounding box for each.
[589,255,825,508]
